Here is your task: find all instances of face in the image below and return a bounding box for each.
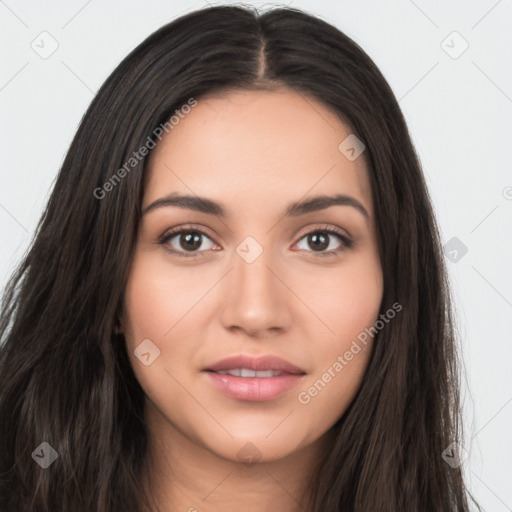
[120,88,383,464]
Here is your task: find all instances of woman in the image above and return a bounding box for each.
[0,4,481,511]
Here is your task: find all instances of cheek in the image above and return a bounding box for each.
[298,251,383,346]
[121,254,210,390]
[123,253,211,341]
[293,252,382,426]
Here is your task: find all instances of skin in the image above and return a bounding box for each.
[119,88,384,512]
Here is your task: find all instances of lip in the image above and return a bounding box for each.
[204,354,305,374]
[203,354,306,402]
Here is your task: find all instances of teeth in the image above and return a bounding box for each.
[215,368,283,378]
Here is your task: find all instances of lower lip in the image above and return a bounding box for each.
[204,371,305,402]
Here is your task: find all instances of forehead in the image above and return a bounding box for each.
[144,88,372,219]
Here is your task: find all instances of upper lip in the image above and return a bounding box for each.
[204,354,306,375]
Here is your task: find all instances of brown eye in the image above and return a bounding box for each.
[176,232,203,251]
[160,228,217,257]
[295,228,353,256]
[306,232,330,251]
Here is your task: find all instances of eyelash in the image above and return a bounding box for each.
[157,224,354,259]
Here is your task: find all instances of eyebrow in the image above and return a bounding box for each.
[142,193,370,221]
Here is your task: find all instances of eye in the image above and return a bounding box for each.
[159,226,218,258]
[294,225,353,257]
[158,224,353,259]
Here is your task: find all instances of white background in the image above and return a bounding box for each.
[1,1,511,510]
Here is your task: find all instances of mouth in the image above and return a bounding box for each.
[207,368,290,378]
[204,354,306,374]
[202,354,306,401]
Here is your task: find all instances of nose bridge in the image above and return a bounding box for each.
[220,238,290,334]
[234,247,276,296]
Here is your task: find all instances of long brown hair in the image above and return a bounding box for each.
[0,5,481,511]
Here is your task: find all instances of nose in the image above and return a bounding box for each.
[220,247,292,338]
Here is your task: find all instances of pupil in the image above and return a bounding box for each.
[309,233,328,251]
[181,232,201,250]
